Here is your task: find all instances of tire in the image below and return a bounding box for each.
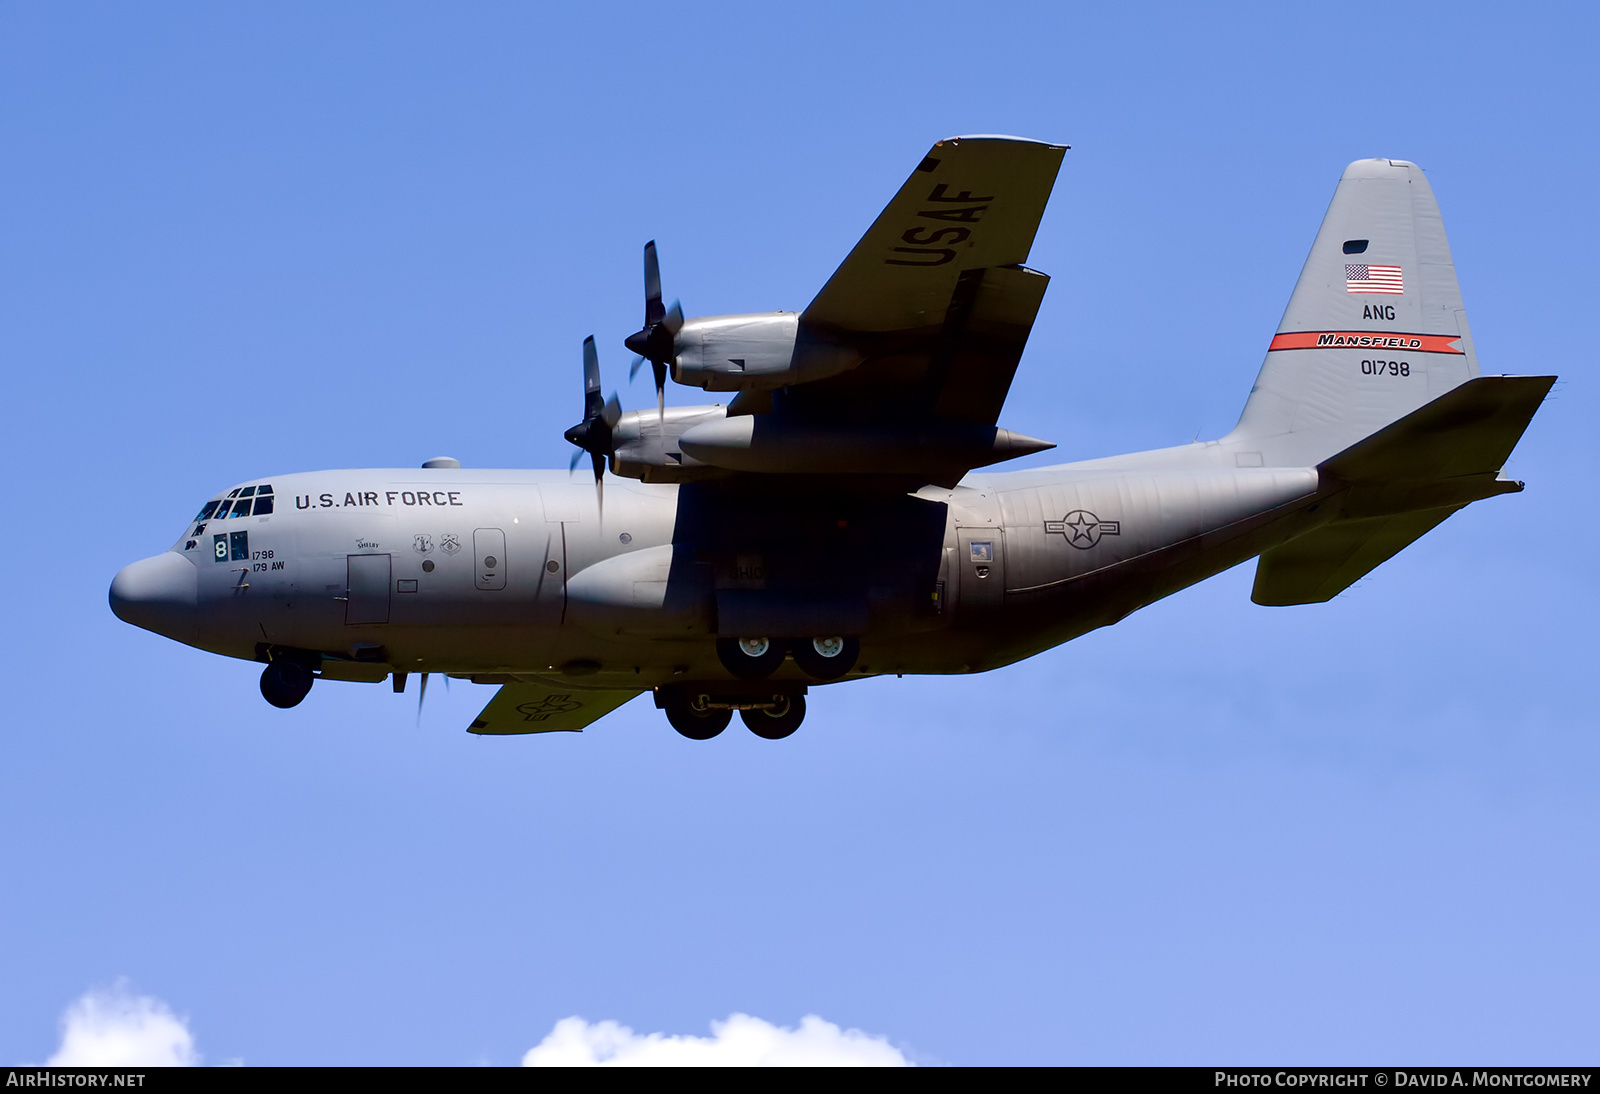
[260,659,314,709]
[716,636,787,679]
[665,702,731,740]
[741,694,805,740]
[789,636,859,681]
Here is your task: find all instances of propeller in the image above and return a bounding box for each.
[622,240,683,423]
[416,672,428,725]
[563,335,622,509]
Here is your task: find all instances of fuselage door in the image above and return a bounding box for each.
[346,554,392,624]
[474,528,507,591]
[956,529,1004,608]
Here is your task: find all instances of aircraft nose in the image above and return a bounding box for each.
[110,552,199,643]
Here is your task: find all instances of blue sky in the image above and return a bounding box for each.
[2,1,1596,1065]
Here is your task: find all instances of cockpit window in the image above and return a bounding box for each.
[252,494,275,515]
[229,498,253,517]
[227,488,241,498]
[257,484,273,495]
[240,486,257,497]
[195,500,221,520]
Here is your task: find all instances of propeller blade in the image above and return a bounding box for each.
[643,240,663,326]
[622,242,679,424]
[567,336,621,473]
[416,672,429,725]
[582,335,603,420]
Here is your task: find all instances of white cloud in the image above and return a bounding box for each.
[47,982,201,1067]
[522,1013,912,1067]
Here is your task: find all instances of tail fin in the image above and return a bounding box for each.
[1227,158,1482,466]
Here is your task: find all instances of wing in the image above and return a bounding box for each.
[802,135,1066,339]
[783,135,1067,431]
[611,137,1067,487]
[466,681,642,735]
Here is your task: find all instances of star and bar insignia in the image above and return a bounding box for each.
[1044,510,1121,549]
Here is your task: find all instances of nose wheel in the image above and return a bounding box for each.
[260,659,314,709]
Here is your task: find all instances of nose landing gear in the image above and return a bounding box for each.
[260,658,315,709]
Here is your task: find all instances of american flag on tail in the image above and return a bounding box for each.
[1345,264,1403,294]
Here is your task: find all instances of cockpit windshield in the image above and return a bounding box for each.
[193,484,274,522]
[184,485,275,550]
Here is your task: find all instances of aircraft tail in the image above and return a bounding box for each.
[1226,158,1556,605]
[1226,158,1484,466]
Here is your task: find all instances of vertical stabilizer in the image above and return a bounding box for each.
[1226,159,1481,466]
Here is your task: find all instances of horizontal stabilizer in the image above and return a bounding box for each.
[467,682,642,735]
[1321,374,1555,484]
[1252,508,1460,605]
[1253,373,1552,605]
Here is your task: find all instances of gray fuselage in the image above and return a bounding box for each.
[112,443,1321,691]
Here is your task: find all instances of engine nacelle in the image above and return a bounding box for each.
[671,312,859,392]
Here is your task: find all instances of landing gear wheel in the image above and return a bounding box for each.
[716,636,787,679]
[665,701,732,740]
[790,636,859,680]
[260,659,314,709]
[741,694,806,739]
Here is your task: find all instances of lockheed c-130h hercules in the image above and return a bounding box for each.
[109,136,1553,741]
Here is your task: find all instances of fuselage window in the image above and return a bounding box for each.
[1342,239,1370,254]
[252,494,274,515]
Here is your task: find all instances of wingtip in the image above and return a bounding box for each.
[937,134,1069,151]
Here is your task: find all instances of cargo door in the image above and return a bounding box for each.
[346,554,392,624]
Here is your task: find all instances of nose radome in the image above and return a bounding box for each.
[110,552,199,644]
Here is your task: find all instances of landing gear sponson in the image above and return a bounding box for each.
[657,683,808,740]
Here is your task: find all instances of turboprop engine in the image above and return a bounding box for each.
[622,243,864,396]
[670,312,859,392]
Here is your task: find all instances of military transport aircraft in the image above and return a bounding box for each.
[109,136,1553,741]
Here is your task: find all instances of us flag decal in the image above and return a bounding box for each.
[1345,264,1404,294]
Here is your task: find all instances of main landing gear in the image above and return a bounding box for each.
[260,658,315,709]
[715,635,860,680]
[658,686,807,740]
